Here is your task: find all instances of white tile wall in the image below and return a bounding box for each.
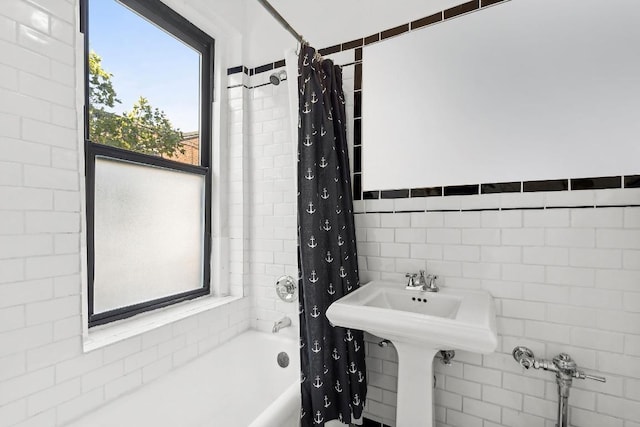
[0,1,250,426]
[356,204,640,426]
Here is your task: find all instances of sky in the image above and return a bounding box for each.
[89,0,200,132]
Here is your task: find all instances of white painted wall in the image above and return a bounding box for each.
[362,0,640,190]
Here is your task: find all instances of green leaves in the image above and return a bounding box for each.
[88,51,185,158]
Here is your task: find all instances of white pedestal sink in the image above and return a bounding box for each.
[326,281,498,427]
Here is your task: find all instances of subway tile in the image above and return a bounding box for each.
[545,189,595,207]
[462,229,500,245]
[444,245,480,262]
[380,213,410,228]
[502,228,545,246]
[446,376,481,399]
[0,367,54,406]
[502,407,546,427]
[380,24,409,40]
[353,173,362,200]
[342,38,363,50]
[523,179,568,192]
[410,187,442,197]
[571,408,623,427]
[480,280,523,299]
[480,210,522,228]
[446,408,483,427]
[523,209,570,227]
[624,207,640,228]
[444,184,479,196]
[354,90,362,118]
[547,228,595,248]
[444,0,480,19]
[364,33,380,45]
[393,197,427,212]
[624,175,640,188]
[523,395,557,420]
[444,211,481,228]
[569,248,621,269]
[411,12,443,30]
[481,181,520,194]
[482,0,506,6]
[595,188,640,206]
[571,176,621,191]
[411,212,444,228]
[502,372,545,398]
[523,283,570,304]
[572,207,624,228]
[597,229,640,249]
[501,299,545,321]
[523,246,569,266]
[546,266,594,287]
[380,189,409,199]
[463,397,501,422]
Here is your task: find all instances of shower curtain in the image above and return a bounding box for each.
[297,44,367,426]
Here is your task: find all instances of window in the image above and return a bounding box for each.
[82,0,214,327]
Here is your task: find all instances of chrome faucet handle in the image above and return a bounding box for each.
[424,274,439,292]
[575,371,606,382]
[405,273,418,288]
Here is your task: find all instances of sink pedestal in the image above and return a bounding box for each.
[393,342,440,427]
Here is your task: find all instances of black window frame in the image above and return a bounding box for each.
[81,0,215,327]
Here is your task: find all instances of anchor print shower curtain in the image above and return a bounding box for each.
[297,44,367,427]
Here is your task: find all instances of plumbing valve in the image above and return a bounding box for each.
[513,347,606,427]
[512,347,606,384]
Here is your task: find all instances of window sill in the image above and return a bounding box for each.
[83,295,243,352]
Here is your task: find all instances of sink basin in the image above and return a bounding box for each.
[326,280,498,427]
[326,280,498,353]
[364,287,460,318]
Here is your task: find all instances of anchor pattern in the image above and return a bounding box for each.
[297,44,366,427]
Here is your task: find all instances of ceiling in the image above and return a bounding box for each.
[244,0,464,65]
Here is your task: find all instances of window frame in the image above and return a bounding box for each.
[81,0,215,327]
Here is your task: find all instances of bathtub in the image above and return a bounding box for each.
[65,330,300,427]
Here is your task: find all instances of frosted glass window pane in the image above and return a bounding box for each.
[93,157,205,314]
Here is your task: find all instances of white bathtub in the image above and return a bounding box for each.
[66,330,300,427]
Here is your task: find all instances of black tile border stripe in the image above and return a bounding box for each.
[411,187,442,197]
[318,44,341,56]
[571,176,621,191]
[381,189,410,199]
[227,65,244,75]
[482,0,506,6]
[343,38,364,50]
[444,184,480,196]
[411,12,443,30]
[481,182,520,194]
[625,175,640,188]
[355,204,640,216]
[444,0,480,19]
[356,174,637,201]
[381,23,410,40]
[523,179,568,192]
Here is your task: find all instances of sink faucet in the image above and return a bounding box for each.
[406,270,439,292]
[272,316,292,333]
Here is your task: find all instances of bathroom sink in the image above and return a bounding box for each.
[326,280,497,353]
[327,280,498,427]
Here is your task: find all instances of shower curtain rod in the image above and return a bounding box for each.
[256,0,305,43]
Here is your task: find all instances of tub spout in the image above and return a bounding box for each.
[272,316,292,333]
